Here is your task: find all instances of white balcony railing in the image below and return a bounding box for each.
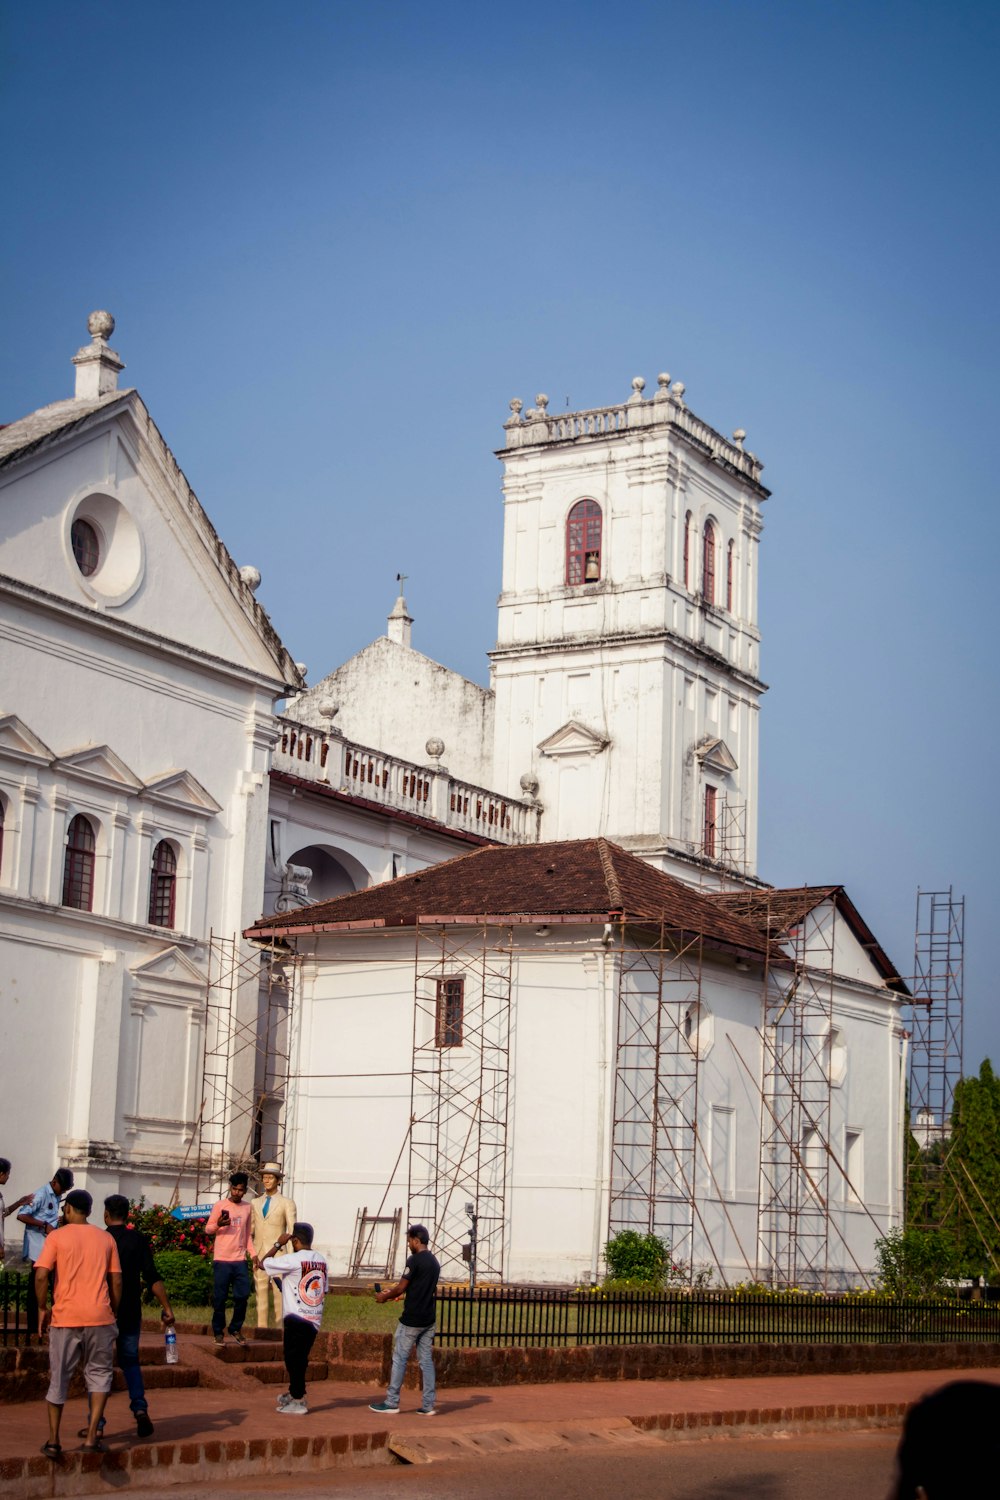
[273,719,540,846]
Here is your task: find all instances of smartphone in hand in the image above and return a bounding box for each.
[219,1210,231,1227]
[374,1282,382,1294]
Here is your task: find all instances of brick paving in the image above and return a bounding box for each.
[1,1328,996,1499]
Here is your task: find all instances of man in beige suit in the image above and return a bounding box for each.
[250,1163,297,1329]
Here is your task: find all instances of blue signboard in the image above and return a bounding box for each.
[170,1203,212,1221]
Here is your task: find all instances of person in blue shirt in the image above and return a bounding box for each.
[17,1168,74,1340]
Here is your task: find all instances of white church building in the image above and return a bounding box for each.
[0,315,908,1287]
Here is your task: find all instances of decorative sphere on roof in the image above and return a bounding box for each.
[318,700,338,720]
[519,772,539,797]
[535,393,549,410]
[87,310,115,341]
[732,428,747,446]
[239,564,261,592]
[425,737,445,760]
[657,372,670,388]
[509,398,523,414]
[295,662,308,679]
[631,376,645,393]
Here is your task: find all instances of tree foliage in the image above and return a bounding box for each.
[604,1230,671,1287]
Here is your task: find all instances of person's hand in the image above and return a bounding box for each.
[12,1194,31,1211]
[251,1255,260,1269]
[375,1291,388,1304]
[39,1308,52,1335]
[160,1310,176,1325]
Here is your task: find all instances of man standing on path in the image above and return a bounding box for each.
[369,1224,441,1417]
[34,1189,121,1459]
[0,1156,32,1246]
[99,1195,176,1440]
[260,1221,328,1415]
[18,1167,74,1339]
[204,1172,252,1345]
[250,1162,297,1329]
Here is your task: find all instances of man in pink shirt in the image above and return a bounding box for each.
[34,1189,122,1459]
[204,1172,253,1346]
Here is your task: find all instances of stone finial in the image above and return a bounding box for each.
[318,700,338,720]
[628,376,646,404]
[504,398,524,429]
[294,662,308,679]
[239,564,262,592]
[425,737,445,762]
[671,381,686,406]
[519,771,540,798]
[535,393,549,411]
[654,372,671,401]
[73,310,125,401]
[732,428,747,450]
[387,584,413,648]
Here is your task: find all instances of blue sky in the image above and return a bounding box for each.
[3,1,998,1069]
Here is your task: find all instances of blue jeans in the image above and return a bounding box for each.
[212,1259,250,1335]
[116,1328,147,1413]
[386,1322,435,1409]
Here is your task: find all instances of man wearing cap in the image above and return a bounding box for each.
[369,1225,441,1416]
[250,1163,297,1329]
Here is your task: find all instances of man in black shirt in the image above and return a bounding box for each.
[95,1196,175,1440]
[369,1224,440,1416]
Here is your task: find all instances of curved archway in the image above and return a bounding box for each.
[284,843,368,906]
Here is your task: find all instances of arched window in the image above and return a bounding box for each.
[726,538,735,612]
[62,814,96,911]
[71,518,100,577]
[148,840,177,928]
[703,785,717,859]
[683,511,692,588]
[0,797,5,883]
[702,521,716,605]
[565,499,602,586]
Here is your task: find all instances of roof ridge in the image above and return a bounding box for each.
[596,837,623,908]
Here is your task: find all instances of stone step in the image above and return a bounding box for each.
[212,1342,284,1363]
[246,1359,329,1385]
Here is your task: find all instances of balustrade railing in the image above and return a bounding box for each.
[505,392,764,485]
[273,719,539,846]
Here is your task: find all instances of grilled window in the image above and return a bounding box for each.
[71,518,100,577]
[703,785,717,859]
[702,520,716,605]
[435,976,464,1047]
[726,538,735,612]
[683,511,692,588]
[148,840,177,928]
[566,499,602,586]
[62,814,96,911]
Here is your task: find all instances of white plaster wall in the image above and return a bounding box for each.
[292,637,494,789]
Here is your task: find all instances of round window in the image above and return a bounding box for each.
[71,518,101,577]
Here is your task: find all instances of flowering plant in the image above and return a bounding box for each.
[126,1198,210,1255]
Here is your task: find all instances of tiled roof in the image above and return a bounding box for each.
[247,837,773,957]
[709,886,908,993]
[0,392,131,466]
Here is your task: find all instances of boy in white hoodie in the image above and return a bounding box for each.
[260,1222,328,1414]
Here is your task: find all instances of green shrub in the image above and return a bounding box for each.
[128,1199,210,1255]
[153,1249,214,1306]
[603,1230,671,1288]
[874,1227,961,1297]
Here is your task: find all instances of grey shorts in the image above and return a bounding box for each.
[46,1324,116,1404]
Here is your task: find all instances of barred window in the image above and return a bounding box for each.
[703,785,717,859]
[71,518,101,577]
[565,499,602,586]
[726,538,735,612]
[683,511,692,588]
[702,520,716,605]
[63,814,96,910]
[148,840,177,928]
[435,976,464,1047]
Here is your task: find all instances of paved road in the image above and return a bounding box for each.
[130,1430,902,1499]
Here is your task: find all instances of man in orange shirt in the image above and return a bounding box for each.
[204,1171,253,1346]
[34,1189,122,1459]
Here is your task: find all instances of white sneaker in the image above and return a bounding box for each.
[275,1392,294,1410]
[279,1400,308,1416]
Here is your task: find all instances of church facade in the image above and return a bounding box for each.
[1,317,908,1287]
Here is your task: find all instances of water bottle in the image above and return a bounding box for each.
[164,1327,178,1365]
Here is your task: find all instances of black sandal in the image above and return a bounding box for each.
[81,1440,105,1453]
[77,1419,106,1438]
[40,1442,63,1461]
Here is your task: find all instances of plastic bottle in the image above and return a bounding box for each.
[164,1327,178,1365]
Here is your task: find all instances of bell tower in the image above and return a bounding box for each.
[489,374,769,883]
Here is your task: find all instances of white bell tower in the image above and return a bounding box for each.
[489,374,768,883]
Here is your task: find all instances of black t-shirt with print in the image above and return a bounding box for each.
[399,1248,440,1327]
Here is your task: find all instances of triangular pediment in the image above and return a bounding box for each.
[694,736,738,774]
[538,719,610,758]
[56,744,142,791]
[142,769,222,815]
[0,713,54,766]
[130,946,206,992]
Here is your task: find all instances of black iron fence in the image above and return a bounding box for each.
[433,1286,1000,1348]
[1,1269,29,1345]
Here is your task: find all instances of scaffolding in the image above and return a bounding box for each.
[407,920,513,1282]
[755,900,836,1289]
[608,920,704,1269]
[195,931,295,1200]
[907,888,965,1140]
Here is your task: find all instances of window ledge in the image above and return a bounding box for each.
[0,888,197,947]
